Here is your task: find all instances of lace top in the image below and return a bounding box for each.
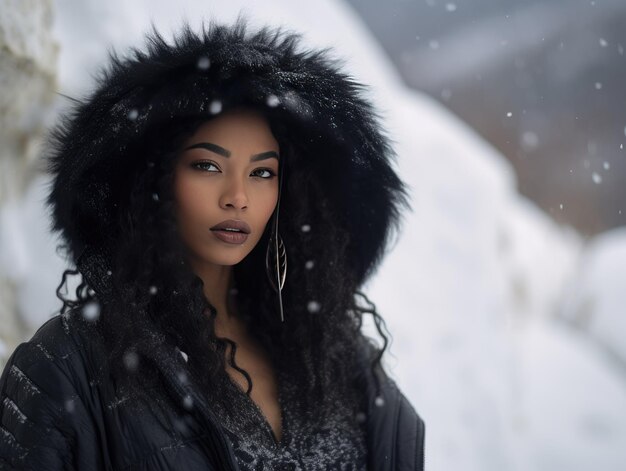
[207,362,368,471]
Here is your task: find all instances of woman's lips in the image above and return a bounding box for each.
[210,229,249,245]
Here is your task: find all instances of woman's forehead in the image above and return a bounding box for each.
[181,110,280,152]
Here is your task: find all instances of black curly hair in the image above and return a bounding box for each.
[54,105,393,418]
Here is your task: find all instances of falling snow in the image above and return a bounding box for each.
[82,301,100,322]
[182,395,194,410]
[197,56,211,70]
[64,398,76,413]
[123,350,139,371]
[127,108,139,121]
[179,350,189,363]
[307,300,321,313]
[266,94,280,107]
[305,260,315,270]
[176,370,189,384]
[301,224,311,232]
[521,131,539,152]
[592,172,603,184]
[209,100,222,114]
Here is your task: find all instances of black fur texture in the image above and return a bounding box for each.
[46,16,410,286]
[46,16,412,413]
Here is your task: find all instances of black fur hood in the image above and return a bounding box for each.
[46,18,410,288]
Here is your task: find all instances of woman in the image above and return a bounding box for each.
[0,17,425,470]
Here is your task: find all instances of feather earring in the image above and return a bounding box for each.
[265,160,287,322]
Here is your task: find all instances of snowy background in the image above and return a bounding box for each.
[1,0,625,470]
[347,0,626,236]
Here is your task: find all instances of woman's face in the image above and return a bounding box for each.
[173,108,280,267]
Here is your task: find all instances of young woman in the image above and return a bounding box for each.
[0,18,425,470]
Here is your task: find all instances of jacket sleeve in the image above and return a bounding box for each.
[356,336,426,470]
[395,387,425,471]
[0,341,105,471]
[374,371,426,471]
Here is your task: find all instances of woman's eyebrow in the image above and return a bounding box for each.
[184,142,279,161]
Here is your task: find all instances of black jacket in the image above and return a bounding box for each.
[0,312,424,470]
[0,17,425,470]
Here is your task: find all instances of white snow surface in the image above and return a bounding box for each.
[0,176,68,331]
[0,0,624,469]
[559,227,626,368]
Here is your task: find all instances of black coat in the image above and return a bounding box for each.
[0,313,424,470]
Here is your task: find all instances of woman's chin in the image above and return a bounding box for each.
[192,251,251,268]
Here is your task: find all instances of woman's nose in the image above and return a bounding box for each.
[219,176,249,210]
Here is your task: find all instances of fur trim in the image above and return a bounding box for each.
[45,17,410,286]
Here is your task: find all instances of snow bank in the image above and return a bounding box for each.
[559,227,626,371]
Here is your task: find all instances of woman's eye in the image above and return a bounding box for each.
[252,168,276,179]
[192,161,220,172]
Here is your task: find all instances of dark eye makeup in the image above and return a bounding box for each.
[190,160,277,179]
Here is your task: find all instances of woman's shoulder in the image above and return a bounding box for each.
[353,335,426,470]
[17,312,82,356]
[0,311,114,469]
[1,309,103,398]
[0,311,210,470]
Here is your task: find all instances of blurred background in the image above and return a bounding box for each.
[1,0,625,470]
[347,0,626,236]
